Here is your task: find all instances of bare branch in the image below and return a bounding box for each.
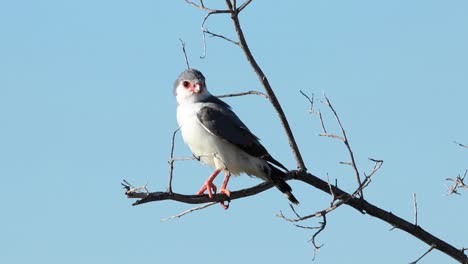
[179,39,190,69]
[216,90,268,99]
[161,202,217,221]
[199,9,232,58]
[446,169,468,195]
[238,0,253,12]
[323,95,364,198]
[224,0,307,171]
[299,90,314,113]
[300,91,328,134]
[309,214,326,250]
[162,2,468,263]
[184,0,229,13]
[167,127,181,193]
[319,133,345,141]
[409,245,436,264]
[124,169,468,263]
[203,29,239,45]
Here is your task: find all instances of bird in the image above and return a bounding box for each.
[174,68,299,209]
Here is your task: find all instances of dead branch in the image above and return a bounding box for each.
[322,95,364,197]
[124,168,467,264]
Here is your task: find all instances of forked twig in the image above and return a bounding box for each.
[322,95,364,198]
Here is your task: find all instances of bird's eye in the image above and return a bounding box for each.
[182,81,190,88]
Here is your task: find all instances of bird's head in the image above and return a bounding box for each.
[174,69,209,104]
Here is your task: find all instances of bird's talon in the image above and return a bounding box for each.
[196,181,217,199]
[219,188,231,197]
[220,201,230,210]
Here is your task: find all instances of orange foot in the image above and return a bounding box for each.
[219,187,231,210]
[197,181,217,199]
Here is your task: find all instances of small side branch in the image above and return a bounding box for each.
[322,95,364,198]
[216,90,268,99]
[167,127,181,193]
[161,202,217,221]
[409,245,436,264]
[179,39,190,69]
[413,193,418,226]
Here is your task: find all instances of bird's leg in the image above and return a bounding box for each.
[219,172,231,197]
[219,172,231,210]
[196,169,221,198]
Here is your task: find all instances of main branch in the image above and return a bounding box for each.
[125,170,467,263]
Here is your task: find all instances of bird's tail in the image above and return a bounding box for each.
[267,165,299,205]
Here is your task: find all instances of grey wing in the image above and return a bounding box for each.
[197,104,287,171]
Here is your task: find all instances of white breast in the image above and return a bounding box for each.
[176,102,268,178]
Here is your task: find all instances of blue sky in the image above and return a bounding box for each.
[1,0,467,263]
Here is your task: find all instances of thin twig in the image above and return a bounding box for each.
[299,91,328,134]
[238,0,253,12]
[323,95,364,198]
[161,202,217,221]
[167,127,181,193]
[446,169,468,195]
[184,0,228,13]
[319,133,345,141]
[179,39,190,69]
[200,10,232,58]
[299,90,314,113]
[309,214,326,250]
[204,29,239,45]
[409,245,436,264]
[413,193,418,226]
[216,90,268,98]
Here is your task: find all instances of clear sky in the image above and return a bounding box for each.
[1,1,467,263]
